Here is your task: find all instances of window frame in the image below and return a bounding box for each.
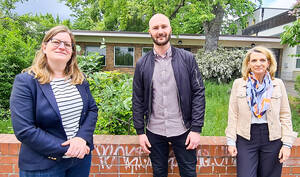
[114,46,135,67]
[85,45,106,66]
[142,47,153,57]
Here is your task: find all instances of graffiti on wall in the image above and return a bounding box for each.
[93,144,236,172]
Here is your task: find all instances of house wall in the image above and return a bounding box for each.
[0,134,299,177]
[75,34,298,80]
[281,46,298,80]
[79,42,201,73]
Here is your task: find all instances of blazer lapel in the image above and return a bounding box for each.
[39,83,61,118]
[76,83,88,119]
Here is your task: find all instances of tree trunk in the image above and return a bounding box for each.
[203,3,225,52]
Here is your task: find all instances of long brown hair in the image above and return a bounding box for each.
[25,25,84,84]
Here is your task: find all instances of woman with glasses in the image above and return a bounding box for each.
[10,25,98,177]
[225,46,298,177]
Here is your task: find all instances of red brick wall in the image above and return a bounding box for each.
[0,134,299,177]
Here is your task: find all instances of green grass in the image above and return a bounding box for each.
[289,96,300,136]
[201,81,232,136]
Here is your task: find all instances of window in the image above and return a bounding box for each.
[296,59,300,68]
[114,46,134,67]
[142,47,152,56]
[85,46,106,65]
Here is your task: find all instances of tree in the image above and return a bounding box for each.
[0,0,27,17]
[63,0,259,52]
[0,0,72,111]
[281,0,300,57]
[0,16,38,110]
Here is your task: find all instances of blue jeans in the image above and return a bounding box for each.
[19,154,91,177]
[146,130,197,177]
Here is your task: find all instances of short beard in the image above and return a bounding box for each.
[151,33,171,46]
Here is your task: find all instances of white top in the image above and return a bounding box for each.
[50,78,83,140]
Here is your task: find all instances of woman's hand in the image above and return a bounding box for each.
[279,146,291,163]
[228,146,238,157]
[61,137,89,159]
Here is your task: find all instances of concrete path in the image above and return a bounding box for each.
[283,80,298,97]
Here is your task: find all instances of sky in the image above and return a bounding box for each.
[14,0,74,21]
[261,0,297,8]
[13,0,297,21]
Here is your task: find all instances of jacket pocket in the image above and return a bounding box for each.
[236,91,250,111]
[271,93,282,113]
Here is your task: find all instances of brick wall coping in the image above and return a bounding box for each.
[1,134,299,146]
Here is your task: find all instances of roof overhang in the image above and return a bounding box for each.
[73,30,282,48]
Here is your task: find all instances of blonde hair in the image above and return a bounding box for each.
[25,25,84,84]
[241,46,277,80]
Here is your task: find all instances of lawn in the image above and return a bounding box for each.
[201,81,232,136]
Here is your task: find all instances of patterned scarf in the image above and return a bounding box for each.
[246,72,273,118]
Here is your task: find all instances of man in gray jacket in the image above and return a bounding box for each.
[132,13,205,177]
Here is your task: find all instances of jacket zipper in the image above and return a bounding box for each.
[147,61,155,126]
[147,79,153,126]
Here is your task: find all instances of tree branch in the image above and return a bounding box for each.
[170,0,185,19]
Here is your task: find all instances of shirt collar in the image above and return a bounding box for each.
[153,46,172,59]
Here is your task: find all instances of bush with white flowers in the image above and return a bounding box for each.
[195,47,247,83]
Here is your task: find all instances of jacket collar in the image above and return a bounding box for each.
[39,83,61,118]
[241,78,279,87]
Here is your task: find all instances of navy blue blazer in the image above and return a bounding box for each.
[10,72,98,171]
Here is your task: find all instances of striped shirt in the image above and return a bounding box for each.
[50,78,83,140]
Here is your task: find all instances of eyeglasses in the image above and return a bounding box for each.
[49,38,73,51]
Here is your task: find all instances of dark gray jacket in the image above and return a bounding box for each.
[132,46,205,135]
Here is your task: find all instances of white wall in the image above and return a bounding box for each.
[249,8,289,25]
[281,46,298,80]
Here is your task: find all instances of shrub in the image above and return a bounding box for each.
[0,18,38,110]
[88,71,135,135]
[78,52,104,76]
[195,47,247,83]
[0,108,10,120]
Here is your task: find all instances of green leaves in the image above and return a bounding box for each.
[0,17,38,110]
[281,19,300,48]
[88,72,135,135]
[280,1,300,57]
[77,53,104,76]
[196,47,246,83]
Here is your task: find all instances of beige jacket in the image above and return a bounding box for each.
[225,78,298,145]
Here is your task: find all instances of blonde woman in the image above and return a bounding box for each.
[10,25,98,177]
[225,46,298,177]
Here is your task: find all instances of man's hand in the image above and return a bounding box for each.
[185,131,200,150]
[61,137,89,159]
[279,146,291,163]
[228,146,237,157]
[139,134,151,154]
